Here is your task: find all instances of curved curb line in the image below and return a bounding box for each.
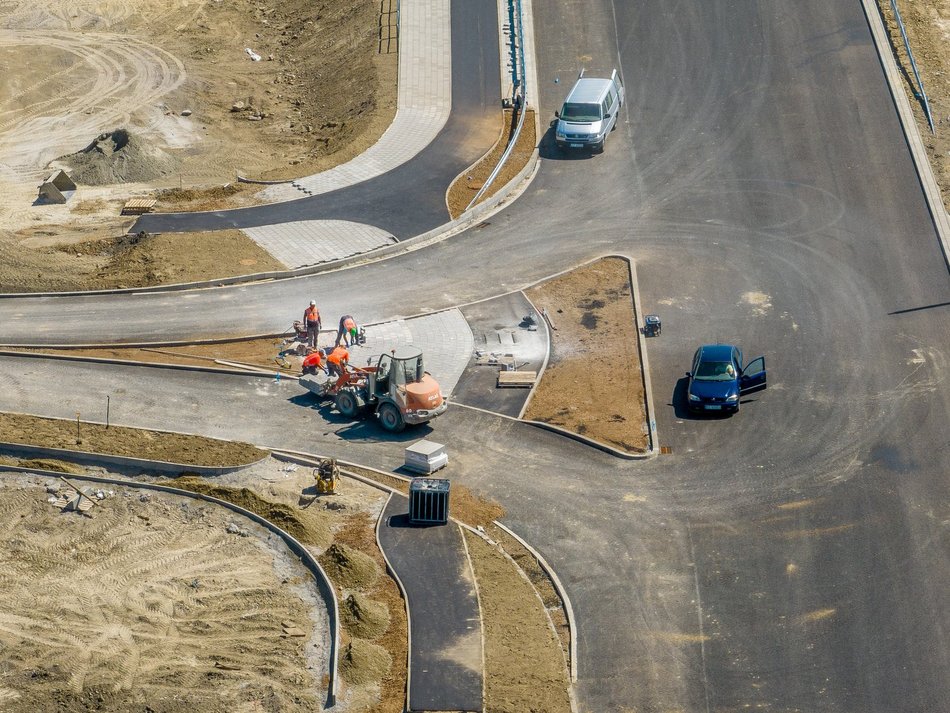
[1,145,542,301]
[0,440,268,476]
[375,492,413,713]
[455,522,489,709]
[1,467,339,708]
[516,290,551,421]
[860,0,950,265]
[491,520,578,685]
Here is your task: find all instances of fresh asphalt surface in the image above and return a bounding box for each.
[1,1,949,712]
[378,496,482,712]
[132,0,499,237]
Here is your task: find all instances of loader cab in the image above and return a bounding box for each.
[374,347,424,396]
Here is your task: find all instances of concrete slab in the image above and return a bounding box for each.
[241,220,396,269]
[378,495,483,712]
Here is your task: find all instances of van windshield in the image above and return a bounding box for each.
[560,102,602,122]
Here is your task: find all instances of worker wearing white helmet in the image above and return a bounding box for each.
[303,300,321,348]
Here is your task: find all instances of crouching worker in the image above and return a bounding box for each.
[302,348,328,376]
[326,345,350,378]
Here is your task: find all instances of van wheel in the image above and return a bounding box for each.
[377,403,405,433]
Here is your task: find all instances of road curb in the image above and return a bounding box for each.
[374,492,413,713]
[624,256,660,455]
[860,0,950,265]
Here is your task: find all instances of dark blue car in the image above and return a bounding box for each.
[687,344,766,414]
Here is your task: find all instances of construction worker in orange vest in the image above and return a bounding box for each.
[303,300,321,348]
[325,345,350,378]
[335,314,359,347]
[302,348,328,376]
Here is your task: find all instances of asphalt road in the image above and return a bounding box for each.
[1,0,948,711]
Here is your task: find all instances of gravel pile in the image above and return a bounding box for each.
[59,128,180,185]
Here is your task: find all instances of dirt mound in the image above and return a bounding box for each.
[170,476,324,544]
[0,413,268,466]
[340,639,392,686]
[341,592,391,640]
[59,128,181,185]
[319,543,379,590]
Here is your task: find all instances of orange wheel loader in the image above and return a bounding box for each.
[299,346,447,432]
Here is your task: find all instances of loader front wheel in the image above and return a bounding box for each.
[377,403,405,433]
[335,389,362,418]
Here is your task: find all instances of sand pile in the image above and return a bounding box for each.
[58,128,180,185]
[319,543,379,589]
[340,640,392,685]
[341,593,390,640]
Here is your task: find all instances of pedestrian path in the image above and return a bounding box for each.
[257,0,451,203]
[377,495,483,712]
[241,220,396,269]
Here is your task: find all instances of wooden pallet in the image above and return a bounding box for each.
[121,198,157,215]
[497,370,537,388]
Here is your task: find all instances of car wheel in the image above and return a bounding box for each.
[335,389,362,418]
[377,403,405,432]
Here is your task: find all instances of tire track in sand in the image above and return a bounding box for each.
[0,28,185,180]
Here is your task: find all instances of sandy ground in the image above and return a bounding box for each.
[0,467,329,712]
[524,257,649,453]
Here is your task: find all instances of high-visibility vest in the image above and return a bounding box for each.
[305,306,320,325]
[327,347,348,365]
[303,352,323,368]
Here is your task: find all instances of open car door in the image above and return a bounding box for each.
[740,356,767,394]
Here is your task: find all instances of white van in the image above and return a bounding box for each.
[555,69,624,153]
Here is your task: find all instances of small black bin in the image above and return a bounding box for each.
[644,314,661,337]
[409,478,450,525]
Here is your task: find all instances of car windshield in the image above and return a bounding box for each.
[695,361,736,381]
[560,102,602,122]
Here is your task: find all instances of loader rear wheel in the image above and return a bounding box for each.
[335,389,362,418]
[377,403,405,433]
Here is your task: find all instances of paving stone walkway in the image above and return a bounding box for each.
[241,220,396,269]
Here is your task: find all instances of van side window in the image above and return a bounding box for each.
[604,92,614,113]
